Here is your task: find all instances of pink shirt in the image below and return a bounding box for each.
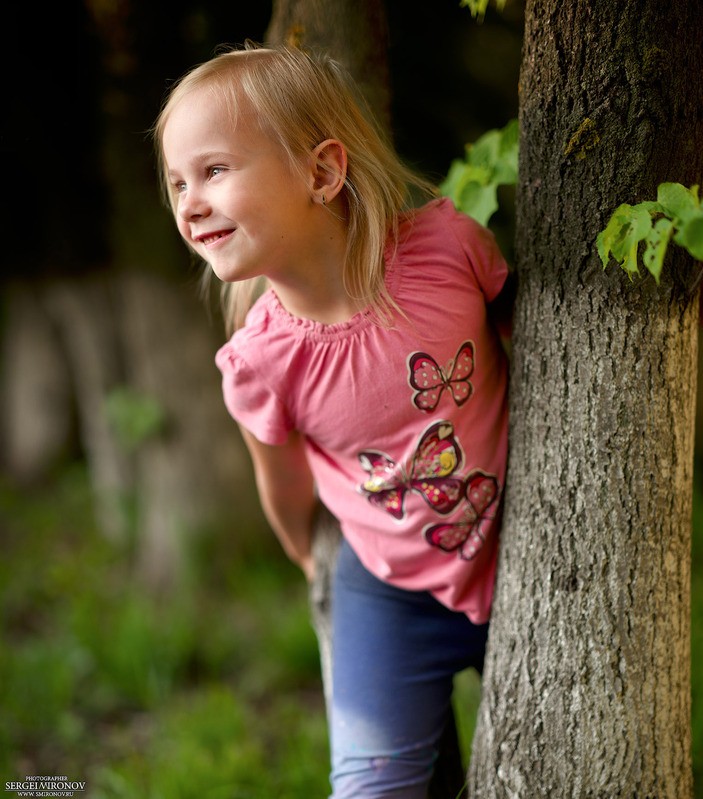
[216,198,509,622]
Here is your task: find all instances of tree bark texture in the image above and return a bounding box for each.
[469,2,703,798]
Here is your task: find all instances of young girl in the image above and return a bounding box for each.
[155,43,510,799]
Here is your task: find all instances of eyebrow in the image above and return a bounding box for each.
[167,151,237,178]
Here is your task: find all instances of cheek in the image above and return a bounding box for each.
[175,215,190,241]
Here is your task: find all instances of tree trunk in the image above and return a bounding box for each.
[117,271,260,589]
[267,3,466,796]
[265,0,392,709]
[266,0,391,130]
[0,283,75,484]
[42,276,134,540]
[468,2,703,797]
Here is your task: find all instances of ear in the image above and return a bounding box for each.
[310,139,348,205]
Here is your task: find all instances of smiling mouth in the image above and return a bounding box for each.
[197,230,234,246]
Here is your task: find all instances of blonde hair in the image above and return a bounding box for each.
[154,43,435,333]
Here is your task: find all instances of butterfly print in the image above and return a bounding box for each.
[424,470,500,560]
[358,421,465,520]
[407,340,475,412]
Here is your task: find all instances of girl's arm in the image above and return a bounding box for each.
[238,426,317,581]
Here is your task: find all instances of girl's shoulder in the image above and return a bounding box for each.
[216,290,281,366]
[394,197,508,303]
[398,197,490,247]
[394,197,497,260]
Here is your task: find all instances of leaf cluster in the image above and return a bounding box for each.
[460,0,507,22]
[440,119,518,226]
[104,386,168,452]
[597,183,703,282]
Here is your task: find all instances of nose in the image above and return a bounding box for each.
[178,187,210,221]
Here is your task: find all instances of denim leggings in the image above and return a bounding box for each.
[329,540,489,799]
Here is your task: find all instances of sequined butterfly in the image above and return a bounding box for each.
[358,421,465,520]
[407,340,475,412]
[424,470,500,560]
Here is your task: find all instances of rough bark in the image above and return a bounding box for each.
[468,2,703,797]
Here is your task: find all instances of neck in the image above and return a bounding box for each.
[269,203,363,324]
[271,271,364,325]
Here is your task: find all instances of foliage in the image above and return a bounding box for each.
[440,119,519,226]
[104,387,168,452]
[0,466,329,796]
[597,183,703,282]
[460,0,507,22]
[443,126,703,287]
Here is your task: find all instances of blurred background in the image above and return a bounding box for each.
[0,1,700,796]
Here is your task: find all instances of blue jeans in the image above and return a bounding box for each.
[329,540,488,799]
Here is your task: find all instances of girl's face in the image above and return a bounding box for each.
[161,88,318,285]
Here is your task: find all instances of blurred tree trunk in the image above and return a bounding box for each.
[266,0,391,129]
[85,1,272,587]
[468,1,702,797]
[264,0,389,690]
[1,284,74,484]
[0,0,265,591]
[266,3,468,797]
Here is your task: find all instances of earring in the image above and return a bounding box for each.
[321,194,327,206]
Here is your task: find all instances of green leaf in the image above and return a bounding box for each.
[597,203,652,276]
[460,0,507,21]
[657,182,700,222]
[642,217,674,283]
[597,204,628,267]
[598,182,703,282]
[443,159,491,193]
[497,118,519,182]
[676,212,703,260]
[457,182,499,227]
[440,119,518,225]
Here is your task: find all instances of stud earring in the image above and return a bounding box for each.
[321,194,327,206]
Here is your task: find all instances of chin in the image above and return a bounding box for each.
[210,262,253,285]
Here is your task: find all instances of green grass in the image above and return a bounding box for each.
[0,465,329,797]
[0,460,701,797]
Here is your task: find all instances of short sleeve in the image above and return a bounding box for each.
[215,341,292,446]
[449,207,509,303]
